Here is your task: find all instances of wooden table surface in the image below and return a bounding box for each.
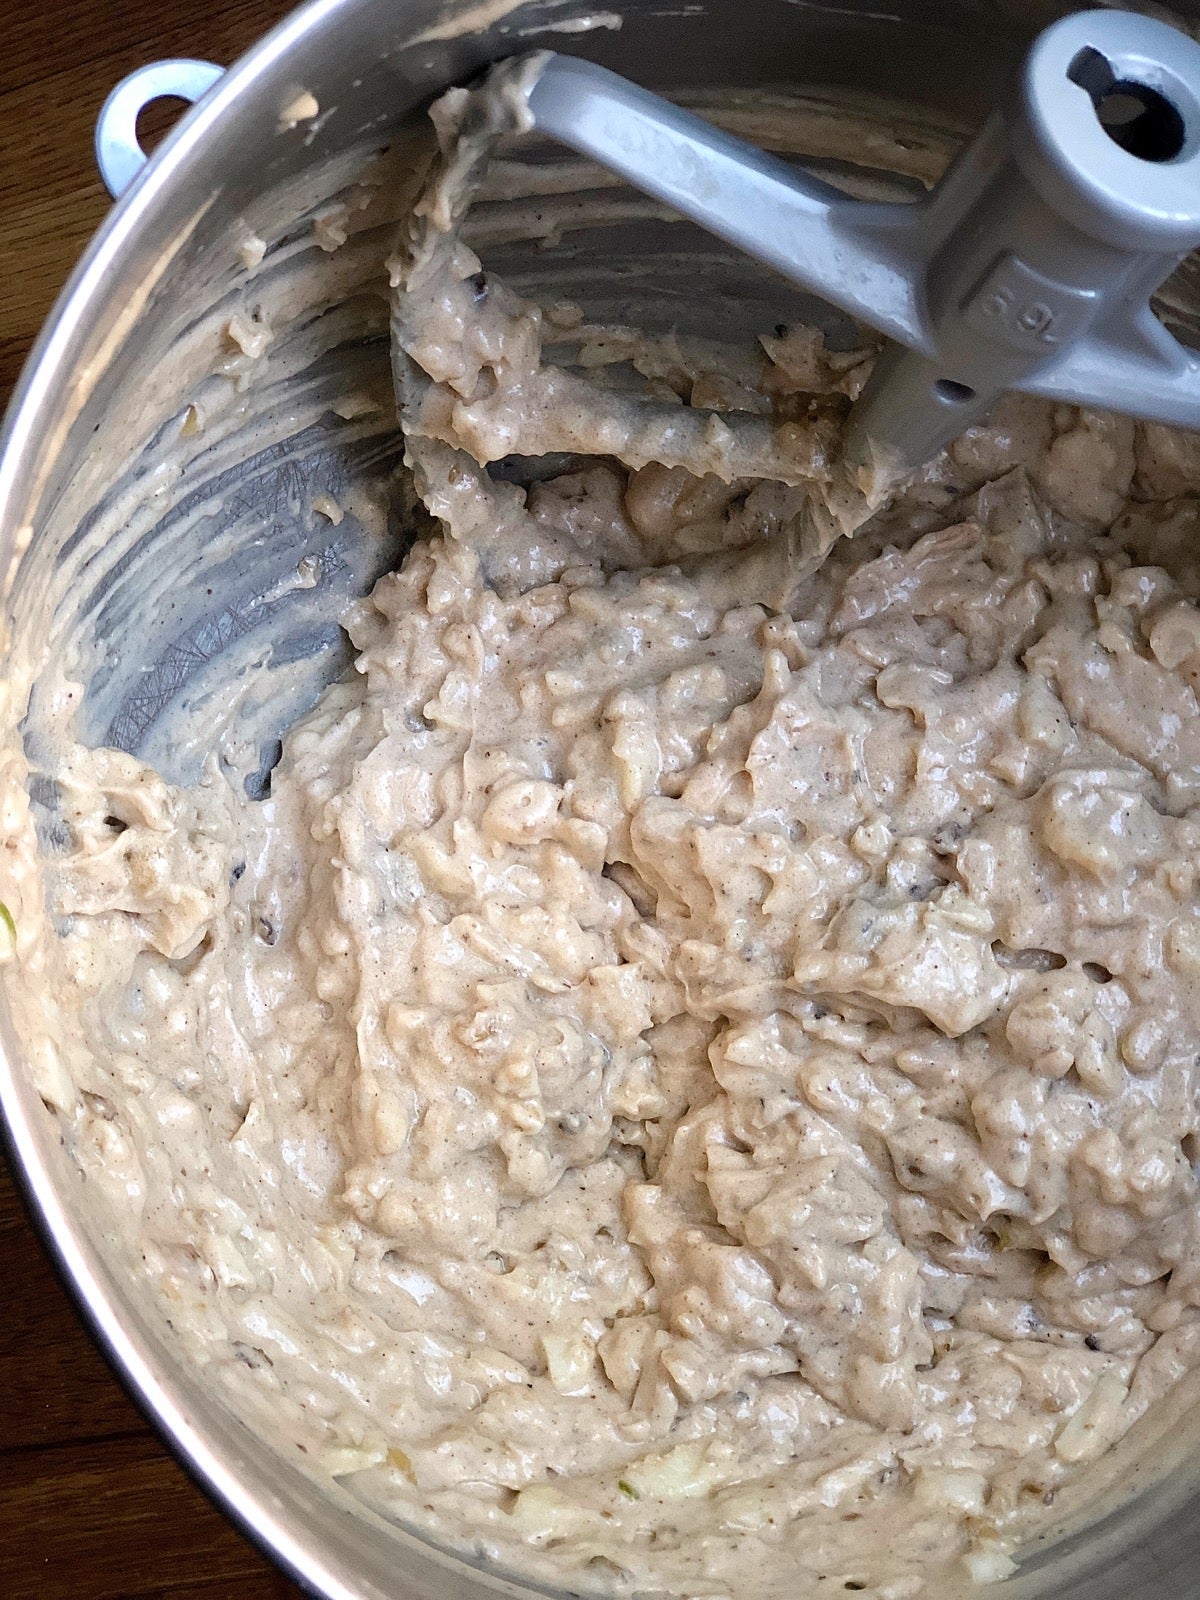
[0,3,310,1595]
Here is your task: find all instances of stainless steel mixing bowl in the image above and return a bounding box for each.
[2,2,1200,1595]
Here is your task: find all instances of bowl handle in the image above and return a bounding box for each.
[94,59,224,199]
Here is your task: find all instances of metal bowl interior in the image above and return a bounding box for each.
[2,2,1200,1597]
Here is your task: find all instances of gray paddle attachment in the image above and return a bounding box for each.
[517,9,1200,478]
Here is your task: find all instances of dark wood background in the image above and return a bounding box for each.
[1,3,307,1595]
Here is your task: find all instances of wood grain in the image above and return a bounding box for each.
[0,2,307,1594]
